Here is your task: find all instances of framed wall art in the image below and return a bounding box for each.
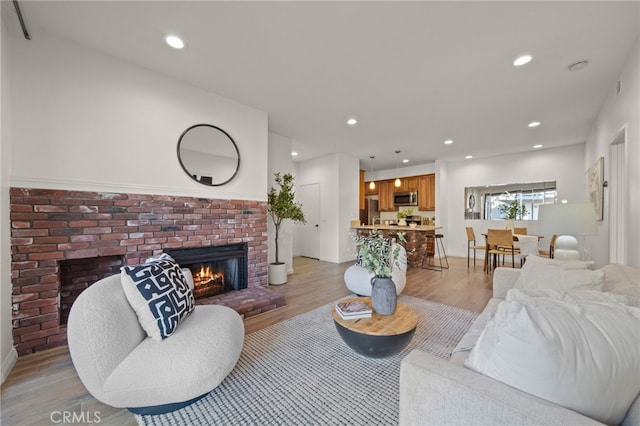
[588,156,604,221]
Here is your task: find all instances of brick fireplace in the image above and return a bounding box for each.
[10,188,285,355]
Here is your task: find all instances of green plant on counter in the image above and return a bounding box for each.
[397,207,414,219]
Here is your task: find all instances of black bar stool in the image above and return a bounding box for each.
[421,233,449,271]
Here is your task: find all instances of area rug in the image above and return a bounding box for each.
[136,295,478,426]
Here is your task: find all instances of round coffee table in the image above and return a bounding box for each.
[332,297,418,358]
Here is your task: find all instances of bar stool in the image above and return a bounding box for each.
[422,233,449,271]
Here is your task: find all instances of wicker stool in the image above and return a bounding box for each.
[421,233,449,271]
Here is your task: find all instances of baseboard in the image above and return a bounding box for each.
[1,347,18,384]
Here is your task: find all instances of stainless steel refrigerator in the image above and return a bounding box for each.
[364,198,379,225]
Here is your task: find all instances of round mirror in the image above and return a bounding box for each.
[177,124,240,186]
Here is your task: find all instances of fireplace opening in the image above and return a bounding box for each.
[165,243,248,299]
[58,255,124,325]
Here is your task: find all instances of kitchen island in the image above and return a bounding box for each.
[351,225,441,269]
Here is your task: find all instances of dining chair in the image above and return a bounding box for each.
[465,227,486,268]
[512,227,528,235]
[486,229,517,273]
[538,234,557,258]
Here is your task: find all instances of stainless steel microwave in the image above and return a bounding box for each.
[394,191,418,206]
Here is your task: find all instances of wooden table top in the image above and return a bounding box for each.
[331,297,418,336]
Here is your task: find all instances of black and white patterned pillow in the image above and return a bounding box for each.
[121,253,195,340]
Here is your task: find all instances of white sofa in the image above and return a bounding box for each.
[67,273,245,415]
[400,262,640,425]
[344,244,407,296]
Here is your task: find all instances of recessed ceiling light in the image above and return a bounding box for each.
[402,159,409,163]
[465,155,473,159]
[291,151,298,156]
[528,121,541,128]
[444,139,453,145]
[347,118,358,126]
[513,55,532,66]
[533,144,543,149]
[164,34,185,49]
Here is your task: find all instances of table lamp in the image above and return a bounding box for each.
[537,202,598,260]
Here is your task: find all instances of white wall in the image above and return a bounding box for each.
[584,37,640,268]
[9,29,268,201]
[442,143,587,259]
[3,28,269,378]
[296,153,359,264]
[267,132,295,273]
[1,11,17,384]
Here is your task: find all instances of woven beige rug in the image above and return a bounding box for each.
[137,295,478,426]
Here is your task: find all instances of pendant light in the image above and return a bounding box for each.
[368,156,376,190]
[394,150,402,187]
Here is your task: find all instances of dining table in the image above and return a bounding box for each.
[482,232,543,272]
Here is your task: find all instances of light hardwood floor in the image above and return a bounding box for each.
[1,255,492,425]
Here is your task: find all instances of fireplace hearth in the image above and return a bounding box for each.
[165,244,248,298]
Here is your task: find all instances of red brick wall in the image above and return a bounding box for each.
[10,188,268,355]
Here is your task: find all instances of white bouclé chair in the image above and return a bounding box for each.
[67,272,244,415]
[344,243,408,296]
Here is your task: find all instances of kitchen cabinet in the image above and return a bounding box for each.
[394,176,418,193]
[365,182,378,195]
[418,174,435,211]
[359,170,365,210]
[378,180,396,212]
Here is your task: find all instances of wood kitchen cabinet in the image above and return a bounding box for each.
[394,176,418,193]
[378,180,396,212]
[359,170,365,210]
[418,174,435,211]
[364,182,378,195]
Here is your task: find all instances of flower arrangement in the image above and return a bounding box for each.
[353,230,406,278]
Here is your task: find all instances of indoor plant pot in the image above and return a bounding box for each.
[353,230,406,315]
[268,263,288,285]
[267,172,306,285]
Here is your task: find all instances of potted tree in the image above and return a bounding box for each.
[353,230,406,315]
[267,172,306,285]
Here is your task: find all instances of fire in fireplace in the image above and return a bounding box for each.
[165,243,248,299]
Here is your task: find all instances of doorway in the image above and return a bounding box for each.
[298,183,321,259]
[609,127,627,264]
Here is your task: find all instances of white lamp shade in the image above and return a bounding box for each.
[537,203,599,236]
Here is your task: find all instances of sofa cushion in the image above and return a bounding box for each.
[522,254,594,270]
[465,289,640,425]
[514,261,604,292]
[601,263,640,307]
[512,288,629,305]
[121,253,195,341]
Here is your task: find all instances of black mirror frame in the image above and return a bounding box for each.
[177,124,240,187]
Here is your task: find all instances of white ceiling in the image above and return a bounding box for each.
[7,1,640,171]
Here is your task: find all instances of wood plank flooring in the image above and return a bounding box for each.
[1,255,492,425]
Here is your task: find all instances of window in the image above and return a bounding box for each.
[465,181,556,220]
